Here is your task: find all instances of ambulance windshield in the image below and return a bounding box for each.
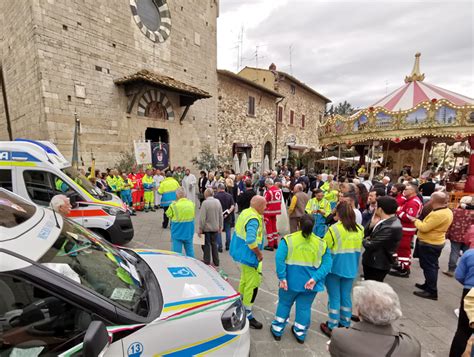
[62,167,107,200]
[39,219,148,316]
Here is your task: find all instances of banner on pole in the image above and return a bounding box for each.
[134,141,152,165]
[151,142,169,170]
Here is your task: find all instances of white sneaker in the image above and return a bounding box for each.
[454,308,460,318]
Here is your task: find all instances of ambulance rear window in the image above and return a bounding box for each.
[0,190,36,228]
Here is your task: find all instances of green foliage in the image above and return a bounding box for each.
[191,144,222,172]
[329,101,354,115]
[114,150,136,174]
[287,151,302,169]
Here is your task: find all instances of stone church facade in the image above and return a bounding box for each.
[0,0,219,168]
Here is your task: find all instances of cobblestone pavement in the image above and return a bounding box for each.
[126,209,461,356]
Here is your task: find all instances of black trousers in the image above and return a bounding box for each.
[363,265,389,282]
[162,209,169,228]
[202,232,219,266]
[450,288,474,357]
[418,242,444,294]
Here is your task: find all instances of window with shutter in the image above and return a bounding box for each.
[248,96,255,116]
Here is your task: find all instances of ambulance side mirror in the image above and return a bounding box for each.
[67,191,80,208]
[83,321,109,357]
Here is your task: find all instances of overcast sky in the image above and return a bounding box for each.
[217,0,474,109]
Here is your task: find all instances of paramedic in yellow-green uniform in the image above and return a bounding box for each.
[305,189,331,238]
[158,171,181,228]
[271,214,332,343]
[142,168,156,212]
[229,196,267,330]
[166,188,196,257]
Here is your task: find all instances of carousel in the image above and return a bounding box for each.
[320,53,474,199]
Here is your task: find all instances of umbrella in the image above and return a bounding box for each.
[233,154,240,173]
[317,156,346,162]
[263,155,270,172]
[240,153,249,173]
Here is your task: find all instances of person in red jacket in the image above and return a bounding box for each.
[389,183,423,278]
[263,178,283,251]
[129,167,144,211]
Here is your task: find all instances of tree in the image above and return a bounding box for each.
[114,150,137,173]
[333,101,354,115]
[191,144,221,172]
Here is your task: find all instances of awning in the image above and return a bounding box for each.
[288,144,308,151]
[115,69,211,108]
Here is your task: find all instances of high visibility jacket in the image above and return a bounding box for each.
[142,175,155,191]
[117,177,132,191]
[397,195,423,235]
[285,231,326,268]
[106,175,118,192]
[323,221,364,278]
[128,173,141,190]
[264,185,282,216]
[158,177,180,207]
[324,190,339,204]
[229,207,263,268]
[166,198,195,240]
[305,198,331,217]
[55,178,69,192]
[320,181,330,192]
[277,231,332,292]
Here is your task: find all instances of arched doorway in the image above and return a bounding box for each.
[264,141,272,169]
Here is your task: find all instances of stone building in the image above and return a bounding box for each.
[217,69,282,166]
[0,0,219,168]
[238,64,331,166]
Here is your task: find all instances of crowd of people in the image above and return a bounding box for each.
[82,162,473,356]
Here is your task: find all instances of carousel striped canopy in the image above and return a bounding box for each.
[367,52,474,112]
[370,80,474,112]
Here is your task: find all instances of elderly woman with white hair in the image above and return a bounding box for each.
[329,280,421,357]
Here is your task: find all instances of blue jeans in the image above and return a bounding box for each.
[325,273,354,330]
[448,241,468,271]
[418,242,444,294]
[217,220,232,250]
[171,238,195,258]
[271,289,317,341]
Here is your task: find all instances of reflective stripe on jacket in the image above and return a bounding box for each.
[264,186,282,216]
[166,198,195,240]
[324,221,364,278]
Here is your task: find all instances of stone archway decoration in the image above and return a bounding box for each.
[137,89,175,120]
[130,0,172,43]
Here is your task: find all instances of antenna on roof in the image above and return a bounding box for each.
[238,25,244,71]
[289,45,293,75]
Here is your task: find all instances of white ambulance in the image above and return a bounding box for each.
[0,189,250,356]
[0,139,133,244]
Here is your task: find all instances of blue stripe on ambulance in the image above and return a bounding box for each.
[0,151,40,162]
[160,334,239,356]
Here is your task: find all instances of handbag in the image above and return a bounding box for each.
[385,335,400,357]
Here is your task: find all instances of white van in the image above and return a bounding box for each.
[0,189,250,356]
[0,139,133,244]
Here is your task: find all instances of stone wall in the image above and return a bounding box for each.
[217,73,278,166]
[0,0,47,141]
[0,0,218,169]
[238,66,329,164]
[275,76,327,161]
